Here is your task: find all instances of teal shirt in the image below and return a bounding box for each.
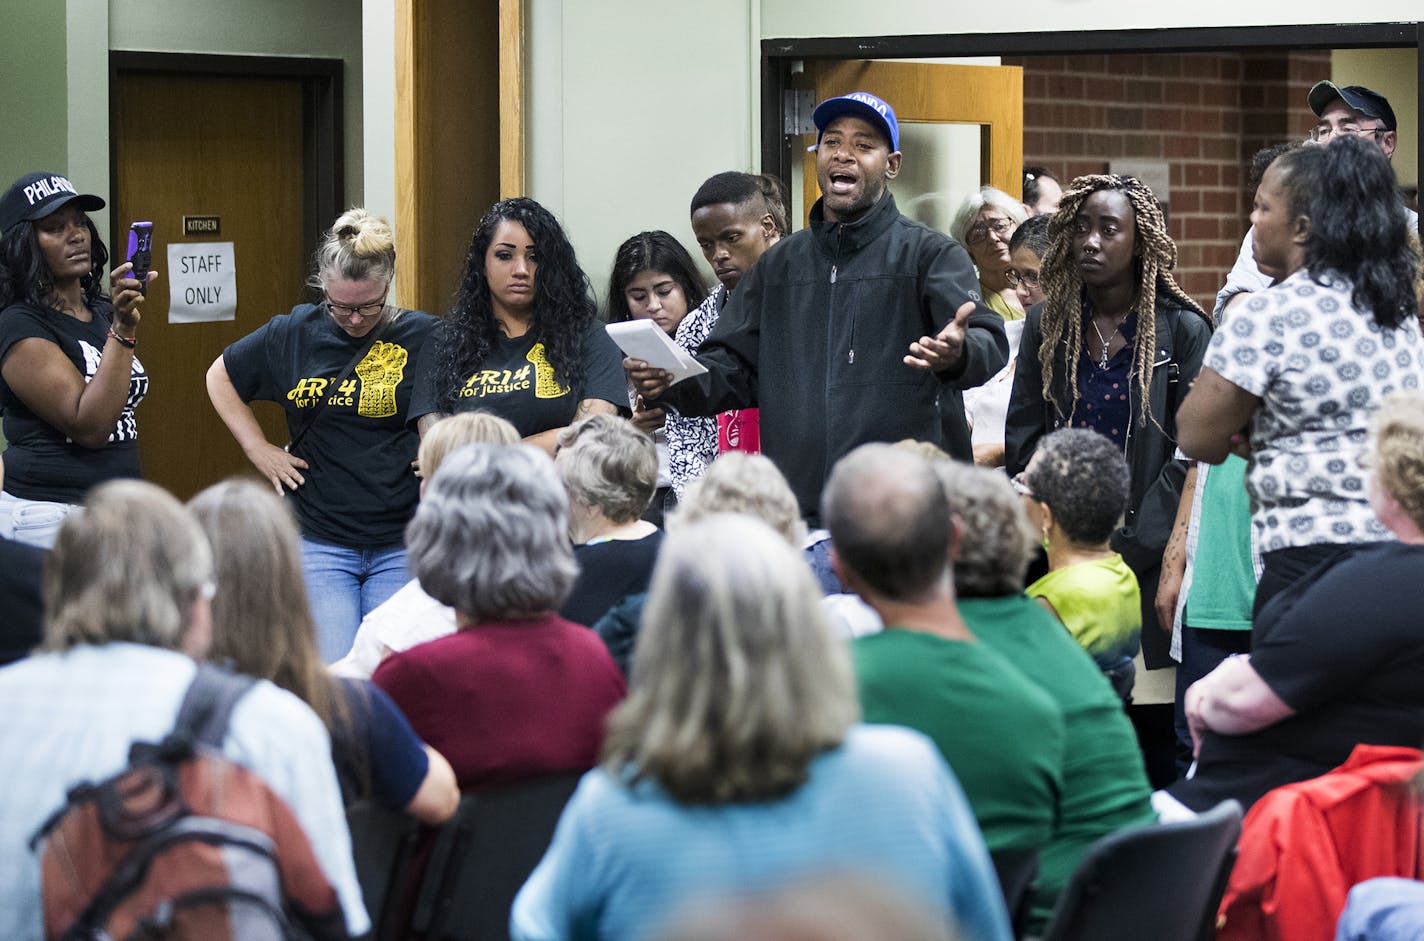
[959,594,1156,928]
[1027,553,1141,673]
[1184,456,1255,631]
[853,628,1065,857]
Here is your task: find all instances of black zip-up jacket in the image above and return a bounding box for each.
[657,191,1008,521]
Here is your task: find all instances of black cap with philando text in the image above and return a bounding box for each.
[0,172,105,233]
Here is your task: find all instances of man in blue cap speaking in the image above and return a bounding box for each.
[626,91,1007,521]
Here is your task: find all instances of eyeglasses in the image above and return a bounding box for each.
[1010,472,1035,499]
[1005,268,1041,289]
[966,218,1014,244]
[324,283,390,319]
[1309,124,1387,142]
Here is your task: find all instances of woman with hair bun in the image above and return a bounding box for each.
[206,208,436,662]
[409,197,626,454]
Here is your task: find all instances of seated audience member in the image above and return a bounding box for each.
[331,411,519,678]
[511,515,1012,941]
[0,481,368,938]
[372,444,625,789]
[1215,744,1424,941]
[190,479,458,824]
[936,459,1156,928]
[0,452,45,664]
[1166,391,1424,814]
[827,444,1065,858]
[1020,428,1141,701]
[1335,877,1424,941]
[652,873,961,941]
[593,451,809,675]
[556,414,663,627]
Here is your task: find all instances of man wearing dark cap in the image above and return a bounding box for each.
[1214,80,1416,317]
[626,92,1007,521]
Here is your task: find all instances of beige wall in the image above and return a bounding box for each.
[1333,47,1419,188]
[30,0,366,242]
[526,0,761,302]
[500,1,1422,304]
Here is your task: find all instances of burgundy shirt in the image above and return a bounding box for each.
[372,613,626,790]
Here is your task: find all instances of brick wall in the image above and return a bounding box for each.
[1003,50,1331,312]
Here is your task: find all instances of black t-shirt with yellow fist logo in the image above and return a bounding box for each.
[408,323,627,438]
[224,303,437,547]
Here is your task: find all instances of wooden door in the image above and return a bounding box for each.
[803,60,1023,225]
[111,72,308,500]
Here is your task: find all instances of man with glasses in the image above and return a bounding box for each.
[1214,81,1415,318]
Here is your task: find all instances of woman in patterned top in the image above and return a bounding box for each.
[1178,136,1424,615]
[606,231,709,523]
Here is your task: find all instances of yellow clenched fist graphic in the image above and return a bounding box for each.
[526,342,569,399]
[354,341,409,418]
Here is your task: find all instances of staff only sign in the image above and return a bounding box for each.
[167,242,237,323]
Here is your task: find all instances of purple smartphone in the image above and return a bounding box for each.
[127,221,153,295]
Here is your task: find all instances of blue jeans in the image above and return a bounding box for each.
[0,492,80,549]
[300,538,409,663]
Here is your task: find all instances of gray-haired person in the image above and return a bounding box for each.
[371,444,626,789]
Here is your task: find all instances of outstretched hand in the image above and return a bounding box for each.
[905,300,975,372]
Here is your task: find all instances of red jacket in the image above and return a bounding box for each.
[1217,744,1424,941]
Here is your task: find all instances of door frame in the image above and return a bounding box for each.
[108,51,344,277]
[761,21,1424,200]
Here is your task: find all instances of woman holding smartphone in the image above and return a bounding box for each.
[0,172,151,548]
[206,208,436,662]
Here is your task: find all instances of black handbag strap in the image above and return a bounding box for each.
[286,309,401,456]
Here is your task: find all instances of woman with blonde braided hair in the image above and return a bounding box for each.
[1006,174,1212,736]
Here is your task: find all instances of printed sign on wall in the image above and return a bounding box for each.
[167,241,237,323]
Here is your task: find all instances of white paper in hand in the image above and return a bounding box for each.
[606,320,708,385]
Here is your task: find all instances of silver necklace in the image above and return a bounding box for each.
[1089,315,1128,370]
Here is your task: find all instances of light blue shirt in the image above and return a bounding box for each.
[1335,877,1424,941]
[0,643,369,938]
[511,723,1011,941]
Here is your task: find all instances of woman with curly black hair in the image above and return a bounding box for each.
[410,198,625,454]
[1005,174,1212,714]
[1179,136,1424,614]
[0,172,151,548]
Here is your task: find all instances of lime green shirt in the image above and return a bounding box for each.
[984,287,1025,322]
[1027,553,1141,673]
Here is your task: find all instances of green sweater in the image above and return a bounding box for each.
[960,593,1156,928]
[853,627,1065,858]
